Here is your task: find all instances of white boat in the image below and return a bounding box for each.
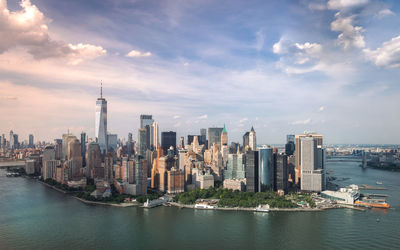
[194,203,215,209]
[255,205,270,212]
[376,181,383,185]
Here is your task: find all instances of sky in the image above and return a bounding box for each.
[0,0,400,144]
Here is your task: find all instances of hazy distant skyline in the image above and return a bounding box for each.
[0,0,400,144]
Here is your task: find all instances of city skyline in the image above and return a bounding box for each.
[1,0,400,144]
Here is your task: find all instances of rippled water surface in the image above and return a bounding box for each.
[0,162,399,249]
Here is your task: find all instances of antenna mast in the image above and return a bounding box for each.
[100,81,103,98]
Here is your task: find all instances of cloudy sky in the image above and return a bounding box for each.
[0,0,399,144]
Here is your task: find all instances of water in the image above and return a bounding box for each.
[1,162,399,249]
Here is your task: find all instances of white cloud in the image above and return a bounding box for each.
[126,50,152,57]
[239,117,248,123]
[197,114,208,119]
[273,39,323,74]
[319,106,325,112]
[0,0,106,64]
[173,115,181,119]
[364,36,400,68]
[291,118,312,125]
[308,2,327,11]
[331,13,365,49]
[375,9,395,19]
[255,29,265,51]
[327,0,369,10]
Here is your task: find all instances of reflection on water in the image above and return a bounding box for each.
[0,162,399,249]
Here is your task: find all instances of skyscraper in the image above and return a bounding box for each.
[299,136,325,192]
[199,128,207,146]
[221,124,228,146]
[86,142,101,178]
[285,134,295,156]
[150,121,159,150]
[95,84,107,154]
[245,149,259,192]
[80,132,86,166]
[258,146,274,191]
[140,114,154,128]
[243,132,249,150]
[127,132,133,157]
[207,127,223,149]
[138,128,147,157]
[28,134,34,148]
[249,126,256,150]
[275,153,288,193]
[294,133,323,185]
[9,130,14,149]
[161,131,176,155]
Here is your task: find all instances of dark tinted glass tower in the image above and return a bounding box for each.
[161,131,176,155]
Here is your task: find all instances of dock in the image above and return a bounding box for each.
[360,184,387,190]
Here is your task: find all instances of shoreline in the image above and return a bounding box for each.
[19,175,366,212]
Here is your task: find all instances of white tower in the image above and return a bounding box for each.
[249,126,256,150]
[95,83,107,154]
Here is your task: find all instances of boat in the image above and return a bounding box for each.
[355,200,390,209]
[376,181,383,185]
[194,203,215,209]
[255,205,270,212]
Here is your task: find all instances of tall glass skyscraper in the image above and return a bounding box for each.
[95,84,107,154]
[258,146,274,191]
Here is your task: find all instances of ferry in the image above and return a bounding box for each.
[376,181,383,185]
[255,205,270,212]
[355,200,390,209]
[194,203,215,209]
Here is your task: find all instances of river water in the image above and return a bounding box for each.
[0,161,399,249]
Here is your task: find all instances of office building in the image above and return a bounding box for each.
[138,128,147,156]
[28,134,34,148]
[258,146,274,191]
[199,128,207,146]
[243,132,249,150]
[249,126,256,150]
[161,131,176,155]
[127,132,133,157]
[299,136,325,192]
[245,149,259,192]
[208,127,223,149]
[167,167,185,194]
[221,124,228,146]
[275,153,288,193]
[224,153,245,179]
[285,134,295,156]
[80,132,86,166]
[86,142,101,178]
[150,122,159,150]
[107,133,118,152]
[295,133,323,185]
[95,84,108,154]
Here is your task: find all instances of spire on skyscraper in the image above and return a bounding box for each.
[100,81,103,98]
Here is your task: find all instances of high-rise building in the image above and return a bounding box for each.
[245,149,259,192]
[199,128,207,146]
[86,142,101,178]
[179,136,184,149]
[9,130,14,149]
[138,128,147,156]
[285,134,295,156]
[207,127,223,149]
[258,146,274,191]
[127,132,133,157]
[275,153,288,193]
[67,138,83,178]
[161,131,176,155]
[243,132,249,150]
[221,124,228,146]
[140,114,154,128]
[249,126,256,150]
[167,167,185,194]
[28,134,34,148]
[299,136,325,192]
[62,134,76,161]
[107,133,118,152]
[80,132,86,166]
[150,122,159,150]
[140,114,153,150]
[224,153,245,179]
[295,133,323,185]
[95,84,108,154]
